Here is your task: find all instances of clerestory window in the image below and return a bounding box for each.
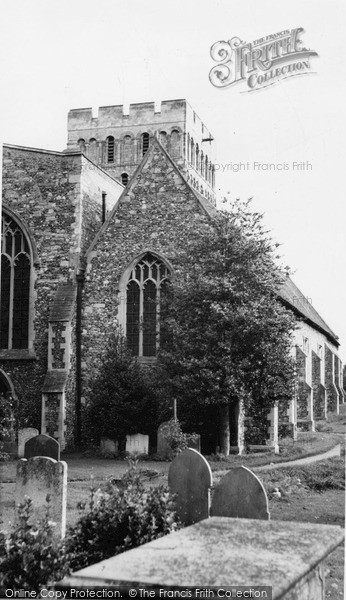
[126,253,170,357]
[0,214,32,349]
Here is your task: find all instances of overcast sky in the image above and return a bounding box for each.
[0,0,345,359]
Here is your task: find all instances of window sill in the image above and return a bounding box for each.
[0,349,37,360]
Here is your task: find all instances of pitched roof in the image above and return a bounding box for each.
[42,371,68,393]
[279,276,339,346]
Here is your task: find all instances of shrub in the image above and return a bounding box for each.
[158,419,198,459]
[83,333,159,446]
[0,496,68,595]
[64,467,181,572]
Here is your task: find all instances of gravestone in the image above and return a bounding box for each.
[24,433,60,461]
[157,421,171,458]
[16,457,67,538]
[126,433,149,455]
[210,466,270,520]
[168,448,212,526]
[100,437,118,456]
[18,427,39,458]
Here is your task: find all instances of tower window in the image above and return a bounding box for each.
[0,214,32,350]
[141,132,150,156]
[121,172,129,186]
[78,138,86,153]
[126,253,170,357]
[107,136,115,163]
[159,131,167,148]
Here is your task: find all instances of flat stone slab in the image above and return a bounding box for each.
[57,517,344,598]
[210,466,270,520]
[168,448,212,525]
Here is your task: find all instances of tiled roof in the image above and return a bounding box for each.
[279,276,339,345]
[49,284,77,321]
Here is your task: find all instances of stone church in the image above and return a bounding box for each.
[0,99,344,452]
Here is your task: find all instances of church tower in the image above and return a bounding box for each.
[66,99,216,204]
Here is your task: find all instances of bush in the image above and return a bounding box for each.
[84,333,159,446]
[0,496,68,595]
[64,467,181,572]
[158,419,198,459]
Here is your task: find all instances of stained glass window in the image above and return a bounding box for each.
[126,253,170,357]
[0,215,32,349]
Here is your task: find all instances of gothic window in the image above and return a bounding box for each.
[107,136,115,163]
[126,253,170,357]
[121,172,129,186]
[141,132,150,156]
[187,133,190,162]
[78,138,86,153]
[201,151,204,176]
[0,214,32,350]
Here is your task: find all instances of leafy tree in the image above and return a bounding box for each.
[84,333,159,447]
[158,200,296,454]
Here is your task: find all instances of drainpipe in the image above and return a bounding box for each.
[75,269,85,447]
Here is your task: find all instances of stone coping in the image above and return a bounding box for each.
[57,517,344,597]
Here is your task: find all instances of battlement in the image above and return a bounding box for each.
[68,99,187,132]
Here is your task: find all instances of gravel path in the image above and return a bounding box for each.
[254,444,341,471]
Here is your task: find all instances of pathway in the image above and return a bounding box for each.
[254,444,341,472]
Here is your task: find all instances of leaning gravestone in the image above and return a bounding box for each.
[126,433,149,455]
[100,437,118,456]
[168,448,213,526]
[16,457,67,538]
[210,466,270,520]
[18,427,39,458]
[24,433,60,461]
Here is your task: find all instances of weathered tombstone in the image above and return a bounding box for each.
[168,448,212,526]
[18,427,39,458]
[210,465,270,520]
[15,457,67,538]
[24,433,60,461]
[126,433,149,455]
[157,421,171,458]
[100,437,118,456]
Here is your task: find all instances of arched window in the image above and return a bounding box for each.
[187,133,190,162]
[141,132,150,156]
[205,155,209,181]
[0,214,32,349]
[201,151,204,177]
[107,136,115,163]
[126,253,170,357]
[196,144,199,171]
[170,129,180,158]
[121,172,129,186]
[191,138,195,167]
[89,138,97,161]
[78,138,86,153]
[159,131,167,148]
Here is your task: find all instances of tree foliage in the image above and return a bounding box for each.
[84,333,159,446]
[158,200,296,452]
